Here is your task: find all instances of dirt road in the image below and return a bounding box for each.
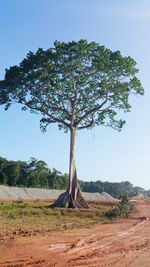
[0,200,150,267]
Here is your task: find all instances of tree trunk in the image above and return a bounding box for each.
[51,127,89,208]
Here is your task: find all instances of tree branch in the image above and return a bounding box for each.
[49,106,71,121]
[50,115,70,128]
[77,117,95,130]
[42,116,71,128]
[75,94,108,126]
[21,99,71,129]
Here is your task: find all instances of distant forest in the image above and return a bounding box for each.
[0,156,149,198]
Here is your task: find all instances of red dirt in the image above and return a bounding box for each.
[0,200,150,267]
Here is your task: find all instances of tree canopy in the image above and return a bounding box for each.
[0,40,143,132]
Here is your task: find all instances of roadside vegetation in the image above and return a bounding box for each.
[106,195,133,219]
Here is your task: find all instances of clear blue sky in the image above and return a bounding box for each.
[0,0,150,189]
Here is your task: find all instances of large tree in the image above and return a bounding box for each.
[0,40,144,208]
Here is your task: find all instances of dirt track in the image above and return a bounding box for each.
[0,200,150,267]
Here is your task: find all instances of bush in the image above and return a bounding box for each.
[106,195,133,218]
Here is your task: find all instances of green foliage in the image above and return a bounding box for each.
[0,156,68,189]
[80,180,145,197]
[0,40,143,133]
[106,195,133,218]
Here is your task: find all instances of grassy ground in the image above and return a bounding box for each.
[0,200,112,236]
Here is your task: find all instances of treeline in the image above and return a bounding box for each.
[0,156,148,197]
[0,157,68,189]
[80,180,147,197]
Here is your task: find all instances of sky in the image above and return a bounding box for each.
[0,0,150,189]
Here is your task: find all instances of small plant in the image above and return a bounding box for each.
[106,195,133,219]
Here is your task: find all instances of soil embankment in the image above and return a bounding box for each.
[0,185,116,203]
[0,200,150,267]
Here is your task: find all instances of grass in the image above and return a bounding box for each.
[0,200,112,235]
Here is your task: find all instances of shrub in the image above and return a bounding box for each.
[106,195,133,218]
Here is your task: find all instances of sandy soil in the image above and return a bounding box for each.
[0,200,150,267]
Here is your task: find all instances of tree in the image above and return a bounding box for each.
[0,156,8,184]
[0,40,144,208]
[5,161,21,186]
